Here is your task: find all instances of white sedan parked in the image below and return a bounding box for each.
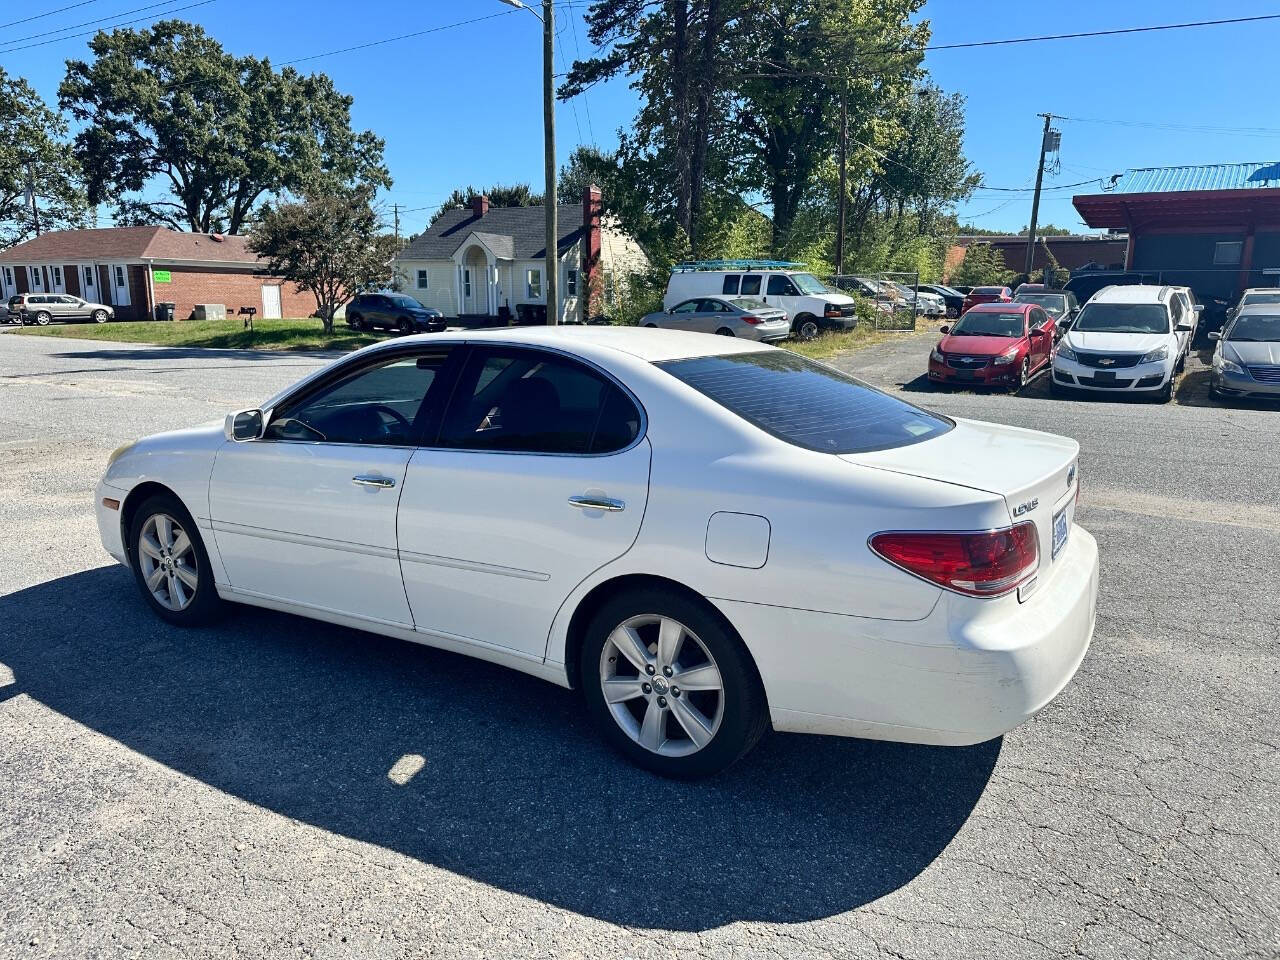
[96,327,1098,778]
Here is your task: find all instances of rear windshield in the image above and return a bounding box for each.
[657,351,952,454]
[730,297,769,310]
[1074,302,1169,334]
[974,286,1004,294]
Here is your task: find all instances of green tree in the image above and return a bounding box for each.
[60,20,390,234]
[429,183,544,225]
[248,187,399,333]
[948,242,1013,288]
[0,67,90,248]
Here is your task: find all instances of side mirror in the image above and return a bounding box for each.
[1176,322,1193,332]
[1208,330,1221,340]
[939,324,950,335]
[225,408,264,442]
[1194,304,1204,313]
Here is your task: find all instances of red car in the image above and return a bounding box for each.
[928,302,1056,390]
[961,285,1013,314]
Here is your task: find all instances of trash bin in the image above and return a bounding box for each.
[155,302,176,322]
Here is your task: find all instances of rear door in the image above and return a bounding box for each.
[397,345,650,659]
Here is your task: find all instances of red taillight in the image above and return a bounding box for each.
[869,523,1039,597]
[741,314,762,325]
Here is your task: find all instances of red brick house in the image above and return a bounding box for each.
[0,227,314,321]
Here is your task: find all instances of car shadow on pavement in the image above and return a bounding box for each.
[47,347,345,363]
[0,566,999,930]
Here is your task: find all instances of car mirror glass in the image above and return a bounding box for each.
[1208,330,1221,340]
[939,325,950,334]
[226,409,264,442]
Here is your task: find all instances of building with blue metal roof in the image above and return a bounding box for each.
[1074,161,1280,304]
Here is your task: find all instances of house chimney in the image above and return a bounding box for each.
[582,184,603,317]
[471,194,489,218]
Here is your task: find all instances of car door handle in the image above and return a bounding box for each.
[352,475,396,489]
[568,495,625,512]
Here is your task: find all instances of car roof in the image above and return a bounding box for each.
[1089,284,1169,304]
[1240,288,1280,297]
[968,301,1033,312]
[391,324,774,364]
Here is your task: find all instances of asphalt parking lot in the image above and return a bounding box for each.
[2,330,1278,959]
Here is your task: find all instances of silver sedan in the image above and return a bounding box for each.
[641,297,792,341]
[1209,305,1280,400]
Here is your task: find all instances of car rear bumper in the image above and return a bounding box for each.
[719,525,1098,746]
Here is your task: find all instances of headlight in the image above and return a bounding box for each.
[1214,354,1245,375]
[1056,342,1077,362]
[1140,345,1169,363]
[106,441,136,468]
[991,347,1020,366]
[930,347,944,363]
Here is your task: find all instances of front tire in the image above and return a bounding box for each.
[1015,356,1030,391]
[580,586,768,779]
[35,310,52,326]
[128,493,223,626]
[794,314,820,340]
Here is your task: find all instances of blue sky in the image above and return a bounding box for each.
[5,0,1280,236]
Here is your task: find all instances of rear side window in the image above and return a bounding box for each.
[658,351,952,454]
[721,275,740,295]
[441,348,641,454]
[740,274,762,296]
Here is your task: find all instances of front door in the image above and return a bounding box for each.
[261,284,282,319]
[397,345,650,659]
[208,347,458,626]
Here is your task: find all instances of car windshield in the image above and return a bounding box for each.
[1227,313,1280,342]
[790,273,829,295]
[1242,292,1280,307]
[1016,294,1068,316]
[1073,302,1169,334]
[949,311,1025,338]
[387,296,423,310]
[657,350,952,454]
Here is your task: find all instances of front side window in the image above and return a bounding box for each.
[526,268,542,299]
[949,310,1026,338]
[416,269,429,290]
[740,274,762,296]
[264,351,451,446]
[658,351,952,454]
[721,274,741,295]
[1073,302,1170,334]
[671,300,701,314]
[440,348,641,455]
[767,275,797,296]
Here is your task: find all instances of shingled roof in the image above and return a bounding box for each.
[0,226,262,265]
[398,203,585,261]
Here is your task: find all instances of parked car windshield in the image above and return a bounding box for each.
[1073,302,1170,334]
[1015,293,1069,317]
[657,350,952,454]
[1226,313,1280,341]
[789,273,829,295]
[949,310,1025,338]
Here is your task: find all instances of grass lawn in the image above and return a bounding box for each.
[781,316,925,360]
[10,317,386,352]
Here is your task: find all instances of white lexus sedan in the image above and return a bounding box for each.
[96,327,1098,778]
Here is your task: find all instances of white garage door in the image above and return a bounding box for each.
[261,284,282,319]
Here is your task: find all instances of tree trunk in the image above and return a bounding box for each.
[688,0,720,257]
[669,0,692,245]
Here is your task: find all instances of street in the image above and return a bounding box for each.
[2,330,1278,959]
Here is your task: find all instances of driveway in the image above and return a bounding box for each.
[1,333,1277,959]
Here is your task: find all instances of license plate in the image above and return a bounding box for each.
[1052,506,1070,559]
[1093,370,1116,382]
[956,369,977,380]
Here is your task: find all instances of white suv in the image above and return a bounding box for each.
[1051,285,1196,402]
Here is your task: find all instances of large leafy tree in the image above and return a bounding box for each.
[59,20,390,235]
[248,187,400,332]
[428,183,544,225]
[0,68,90,248]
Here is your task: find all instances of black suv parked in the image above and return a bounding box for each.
[346,294,446,334]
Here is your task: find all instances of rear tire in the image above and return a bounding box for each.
[643,323,658,328]
[127,493,223,627]
[92,309,109,324]
[349,314,366,331]
[397,317,412,334]
[715,327,735,337]
[580,586,768,779]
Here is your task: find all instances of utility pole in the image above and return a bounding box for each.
[835,85,847,277]
[26,160,41,237]
[1024,113,1053,277]
[393,203,400,241]
[542,0,558,324]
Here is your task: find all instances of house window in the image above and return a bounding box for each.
[52,265,63,288]
[83,266,95,290]
[2,266,12,289]
[1213,241,1243,266]
[566,269,578,296]
[463,269,471,298]
[526,268,542,300]
[114,265,127,288]
[29,266,43,291]
[417,269,429,290]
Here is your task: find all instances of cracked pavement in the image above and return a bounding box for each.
[1,331,1277,959]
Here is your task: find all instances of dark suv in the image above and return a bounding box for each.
[346,294,446,334]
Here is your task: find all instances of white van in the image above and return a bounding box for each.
[664,261,858,339]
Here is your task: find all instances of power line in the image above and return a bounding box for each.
[563,2,595,143]
[0,0,215,54]
[273,11,516,67]
[1058,115,1280,138]
[919,13,1280,52]
[0,0,100,31]
[0,0,191,49]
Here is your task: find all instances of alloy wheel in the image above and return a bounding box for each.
[599,614,725,757]
[138,512,199,611]
[798,319,820,340]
